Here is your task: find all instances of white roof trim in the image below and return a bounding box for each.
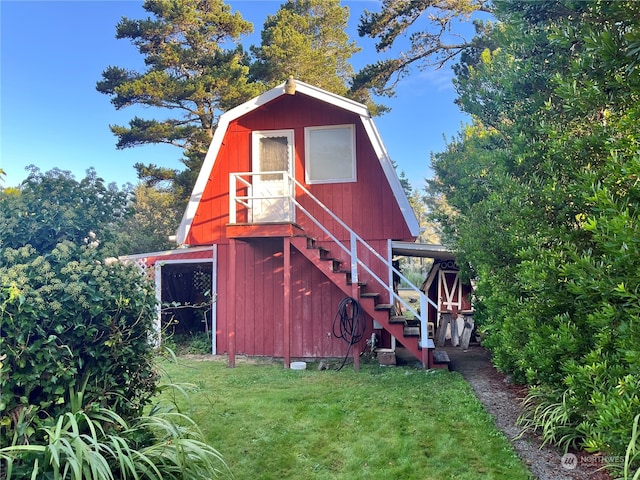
[359,117,420,236]
[177,80,420,244]
[119,245,214,262]
[391,241,455,260]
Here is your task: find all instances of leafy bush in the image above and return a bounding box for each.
[0,167,230,478]
[0,242,159,448]
[165,333,213,355]
[428,1,640,463]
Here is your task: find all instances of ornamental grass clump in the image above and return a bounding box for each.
[0,386,229,479]
[622,414,640,480]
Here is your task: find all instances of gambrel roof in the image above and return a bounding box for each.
[177,80,419,244]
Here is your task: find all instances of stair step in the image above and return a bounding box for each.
[374,304,394,311]
[433,350,451,364]
[320,256,342,264]
[389,315,406,324]
[318,249,332,260]
[376,348,397,366]
[360,292,379,297]
[403,326,420,337]
[339,271,365,287]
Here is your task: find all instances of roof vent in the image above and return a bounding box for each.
[284,76,296,95]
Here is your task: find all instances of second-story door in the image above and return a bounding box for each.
[251,130,295,223]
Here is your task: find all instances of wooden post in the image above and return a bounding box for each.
[436,312,451,347]
[460,312,474,351]
[421,345,429,369]
[284,238,291,368]
[450,315,460,347]
[228,239,237,368]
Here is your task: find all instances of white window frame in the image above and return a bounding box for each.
[304,124,356,184]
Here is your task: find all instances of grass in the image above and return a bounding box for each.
[158,358,533,480]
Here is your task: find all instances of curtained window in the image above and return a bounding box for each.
[259,136,289,181]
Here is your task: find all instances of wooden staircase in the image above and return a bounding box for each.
[290,235,435,368]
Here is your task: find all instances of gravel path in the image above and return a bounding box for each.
[443,345,612,480]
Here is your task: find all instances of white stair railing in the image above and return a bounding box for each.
[229,171,437,348]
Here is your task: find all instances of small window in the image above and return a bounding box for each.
[305,124,356,184]
[257,135,290,181]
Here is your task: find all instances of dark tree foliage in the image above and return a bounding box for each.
[355,0,494,96]
[250,0,358,93]
[0,167,132,257]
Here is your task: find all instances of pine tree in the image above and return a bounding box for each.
[96,0,260,194]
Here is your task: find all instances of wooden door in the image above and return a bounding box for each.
[251,130,294,223]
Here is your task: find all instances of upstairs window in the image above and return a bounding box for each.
[305,124,356,184]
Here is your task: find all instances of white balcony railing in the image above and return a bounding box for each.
[229,171,437,348]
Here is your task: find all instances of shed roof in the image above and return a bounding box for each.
[176,79,419,244]
[391,241,455,260]
[120,246,214,268]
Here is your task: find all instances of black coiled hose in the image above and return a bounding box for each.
[333,297,366,370]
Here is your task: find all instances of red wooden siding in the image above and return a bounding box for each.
[213,239,370,358]
[181,87,415,360]
[185,93,414,247]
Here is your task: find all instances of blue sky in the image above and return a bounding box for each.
[1,0,472,190]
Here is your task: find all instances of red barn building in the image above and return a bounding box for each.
[133,79,465,368]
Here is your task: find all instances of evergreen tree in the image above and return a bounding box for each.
[117,184,183,254]
[250,0,358,94]
[96,0,260,195]
[355,0,494,96]
[250,0,386,113]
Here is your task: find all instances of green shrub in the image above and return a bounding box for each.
[0,167,132,257]
[398,268,427,289]
[429,1,640,465]
[0,242,159,448]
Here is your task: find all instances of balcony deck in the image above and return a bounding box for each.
[226,222,305,239]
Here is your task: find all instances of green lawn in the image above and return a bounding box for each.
[158,358,533,480]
